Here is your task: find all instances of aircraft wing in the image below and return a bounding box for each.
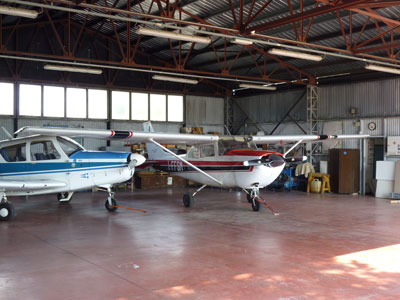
[0,179,67,191]
[250,134,369,144]
[16,127,219,145]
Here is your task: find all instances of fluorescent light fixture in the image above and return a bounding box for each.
[268,48,323,61]
[0,5,38,18]
[365,64,400,75]
[231,38,253,46]
[152,75,198,85]
[239,83,277,90]
[44,64,102,75]
[136,27,211,44]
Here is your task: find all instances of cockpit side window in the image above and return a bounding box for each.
[200,144,216,158]
[187,146,200,159]
[56,137,83,157]
[31,141,61,161]
[0,143,27,162]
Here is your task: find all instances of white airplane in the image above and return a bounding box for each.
[17,125,369,215]
[0,129,145,221]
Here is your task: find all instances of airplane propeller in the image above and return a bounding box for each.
[243,154,285,167]
[243,154,307,167]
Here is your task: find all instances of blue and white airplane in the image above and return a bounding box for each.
[0,130,145,221]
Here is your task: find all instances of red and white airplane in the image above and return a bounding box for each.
[19,125,368,214]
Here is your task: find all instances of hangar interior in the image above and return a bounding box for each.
[1,1,400,299]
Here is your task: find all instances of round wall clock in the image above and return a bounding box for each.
[368,122,376,131]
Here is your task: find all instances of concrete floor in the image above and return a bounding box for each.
[1,188,400,300]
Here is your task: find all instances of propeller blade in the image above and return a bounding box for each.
[243,154,285,167]
[284,156,307,163]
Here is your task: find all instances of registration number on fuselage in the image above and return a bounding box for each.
[168,160,184,172]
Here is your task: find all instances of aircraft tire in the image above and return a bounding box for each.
[246,192,252,203]
[183,193,194,208]
[57,192,72,202]
[251,197,260,212]
[105,197,118,212]
[0,202,15,221]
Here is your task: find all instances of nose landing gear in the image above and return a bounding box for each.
[244,187,279,215]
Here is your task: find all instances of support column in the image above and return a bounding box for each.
[307,85,319,164]
[224,96,234,135]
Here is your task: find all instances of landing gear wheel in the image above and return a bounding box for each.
[251,197,260,212]
[246,192,252,203]
[0,202,15,221]
[57,192,72,202]
[183,193,194,208]
[105,197,118,212]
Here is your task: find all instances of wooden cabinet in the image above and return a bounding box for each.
[328,149,360,194]
[135,172,186,189]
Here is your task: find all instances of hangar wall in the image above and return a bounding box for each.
[234,77,400,141]
[0,86,224,150]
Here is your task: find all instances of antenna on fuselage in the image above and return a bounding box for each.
[2,127,13,139]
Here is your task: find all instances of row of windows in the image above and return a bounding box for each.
[0,82,183,122]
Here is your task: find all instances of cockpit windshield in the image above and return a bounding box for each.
[56,137,84,157]
[218,138,257,155]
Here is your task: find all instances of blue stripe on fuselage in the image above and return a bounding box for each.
[70,150,131,160]
[0,151,131,177]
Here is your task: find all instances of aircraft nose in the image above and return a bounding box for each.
[128,153,146,167]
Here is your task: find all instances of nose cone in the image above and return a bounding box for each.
[129,153,146,167]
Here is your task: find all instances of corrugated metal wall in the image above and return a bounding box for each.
[233,89,307,126]
[186,95,225,134]
[319,78,400,119]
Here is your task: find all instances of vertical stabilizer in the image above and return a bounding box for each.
[142,121,173,160]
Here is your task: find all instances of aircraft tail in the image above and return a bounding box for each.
[142,121,174,161]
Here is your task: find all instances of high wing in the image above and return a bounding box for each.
[0,179,67,191]
[250,134,369,144]
[16,127,368,146]
[15,127,219,145]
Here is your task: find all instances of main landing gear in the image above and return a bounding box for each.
[105,187,118,212]
[244,187,280,216]
[183,184,207,208]
[0,194,15,221]
[57,192,74,203]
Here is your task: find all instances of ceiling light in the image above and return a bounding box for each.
[268,48,323,61]
[231,38,253,46]
[239,83,277,90]
[365,64,400,75]
[0,5,38,18]
[136,27,211,44]
[152,75,198,84]
[44,64,102,75]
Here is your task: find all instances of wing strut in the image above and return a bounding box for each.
[148,139,223,186]
[283,139,304,157]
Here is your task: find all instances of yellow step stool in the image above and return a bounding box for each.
[307,173,331,193]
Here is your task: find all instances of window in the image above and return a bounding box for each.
[19,84,41,116]
[57,137,83,157]
[0,82,14,115]
[200,144,215,158]
[0,143,26,162]
[168,95,183,122]
[66,88,86,118]
[187,146,200,159]
[43,86,65,117]
[112,91,129,120]
[30,141,61,161]
[131,92,148,120]
[88,89,107,119]
[150,94,166,121]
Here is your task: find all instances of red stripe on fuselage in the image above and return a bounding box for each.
[223,149,283,157]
